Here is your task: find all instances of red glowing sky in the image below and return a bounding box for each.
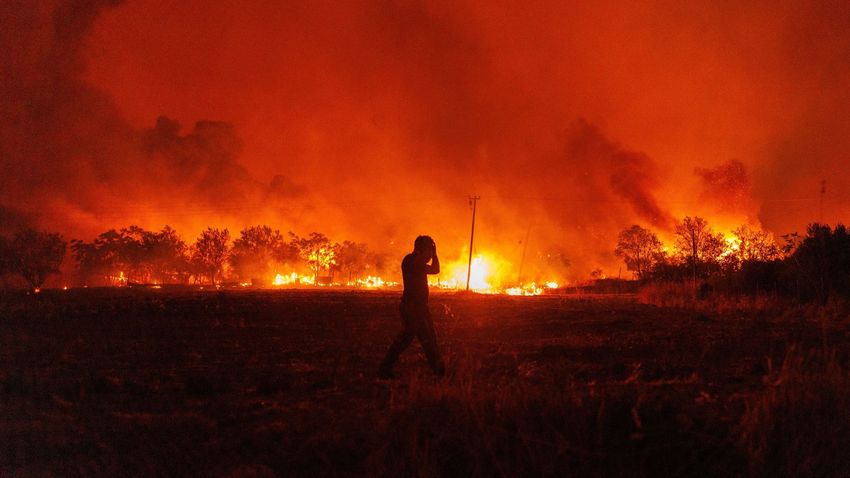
[2,1,850,278]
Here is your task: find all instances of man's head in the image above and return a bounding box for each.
[413,235,435,256]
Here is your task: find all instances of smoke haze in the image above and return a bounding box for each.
[3,0,850,279]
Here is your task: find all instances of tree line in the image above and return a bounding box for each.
[70,225,386,286]
[0,225,386,290]
[615,217,850,303]
[4,216,849,301]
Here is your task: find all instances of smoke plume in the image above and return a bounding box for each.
[695,159,756,222]
[4,1,850,279]
[0,0,302,240]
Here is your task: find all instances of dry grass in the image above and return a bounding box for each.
[637,281,697,308]
[638,281,787,314]
[369,359,740,477]
[739,347,850,478]
[1,289,849,476]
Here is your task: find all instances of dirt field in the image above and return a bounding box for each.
[2,289,849,476]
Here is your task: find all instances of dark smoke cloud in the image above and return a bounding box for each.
[564,121,674,230]
[0,0,302,239]
[0,0,133,226]
[5,0,850,279]
[141,116,262,206]
[480,120,676,275]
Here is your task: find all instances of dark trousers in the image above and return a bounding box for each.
[380,300,443,373]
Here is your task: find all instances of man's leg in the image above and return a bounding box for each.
[378,306,415,378]
[414,307,445,376]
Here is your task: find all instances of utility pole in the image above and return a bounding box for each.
[819,179,827,223]
[466,195,480,291]
[517,220,533,285]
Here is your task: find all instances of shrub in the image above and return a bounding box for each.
[739,347,850,477]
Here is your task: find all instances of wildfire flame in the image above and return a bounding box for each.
[431,252,560,295]
[270,272,395,288]
[721,236,740,258]
[256,250,561,295]
[350,275,396,288]
[272,272,315,286]
[505,283,542,296]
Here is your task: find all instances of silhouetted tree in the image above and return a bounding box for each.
[191,228,230,284]
[781,232,802,256]
[230,226,294,282]
[290,232,336,282]
[71,229,127,285]
[674,216,725,278]
[615,225,665,279]
[116,226,150,283]
[724,225,780,269]
[8,229,66,290]
[143,226,190,283]
[71,226,190,285]
[787,223,850,303]
[334,240,369,283]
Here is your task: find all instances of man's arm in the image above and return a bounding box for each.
[426,245,440,274]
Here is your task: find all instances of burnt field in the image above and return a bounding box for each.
[2,289,850,477]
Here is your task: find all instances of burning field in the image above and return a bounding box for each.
[3,289,850,476]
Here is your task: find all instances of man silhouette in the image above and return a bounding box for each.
[378,235,445,378]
